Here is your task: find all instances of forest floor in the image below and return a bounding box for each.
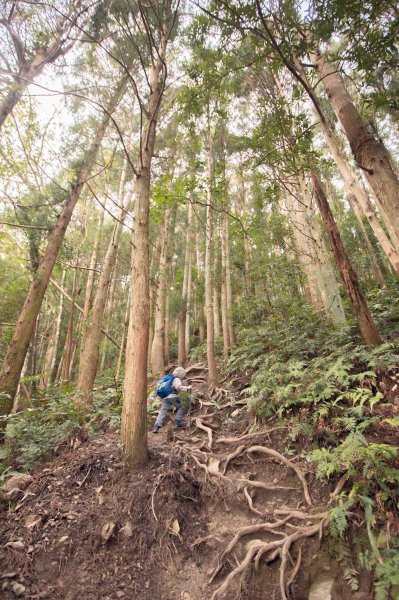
[0,369,374,600]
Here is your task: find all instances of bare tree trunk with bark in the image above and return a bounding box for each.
[311,173,382,345]
[224,211,236,347]
[151,206,172,377]
[213,234,221,338]
[205,113,218,388]
[42,269,66,386]
[116,291,130,380]
[178,203,192,366]
[313,51,399,239]
[61,265,78,382]
[82,208,104,326]
[185,251,192,357]
[221,211,230,360]
[121,19,171,466]
[292,58,399,276]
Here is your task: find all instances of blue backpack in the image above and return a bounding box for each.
[156,374,175,399]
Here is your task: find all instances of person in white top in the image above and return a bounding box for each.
[152,367,191,433]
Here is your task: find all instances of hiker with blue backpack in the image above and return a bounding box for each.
[152,367,192,434]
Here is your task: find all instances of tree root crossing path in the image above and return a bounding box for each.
[0,369,340,600]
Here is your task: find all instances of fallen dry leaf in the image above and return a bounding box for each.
[170,518,180,536]
[101,521,115,542]
[5,540,24,550]
[25,514,41,528]
[121,521,133,538]
[58,535,69,544]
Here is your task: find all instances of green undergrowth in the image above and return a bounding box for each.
[226,289,399,597]
[0,382,122,479]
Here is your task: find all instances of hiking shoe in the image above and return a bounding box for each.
[152,425,160,434]
[173,421,185,429]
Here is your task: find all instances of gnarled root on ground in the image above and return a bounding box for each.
[237,478,295,493]
[186,363,207,373]
[246,446,312,506]
[216,427,286,445]
[195,417,214,449]
[211,521,324,600]
[222,445,246,475]
[243,487,270,517]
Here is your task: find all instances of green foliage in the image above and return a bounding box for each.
[360,540,399,600]
[2,383,122,476]
[228,302,399,430]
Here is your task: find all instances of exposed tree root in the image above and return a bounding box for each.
[186,363,207,373]
[286,547,302,592]
[191,533,223,549]
[274,509,327,521]
[189,451,229,481]
[237,478,295,493]
[216,427,286,445]
[246,446,312,506]
[222,445,246,475]
[243,487,265,517]
[211,522,323,600]
[195,417,214,448]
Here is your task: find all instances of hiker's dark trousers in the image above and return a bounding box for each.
[154,395,185,428]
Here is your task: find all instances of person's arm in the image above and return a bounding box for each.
[172,377,191,393]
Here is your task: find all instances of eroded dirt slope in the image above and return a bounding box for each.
[0,371,371,600]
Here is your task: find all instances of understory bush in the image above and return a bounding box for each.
[1,381,122,476]
[227,292,399,597]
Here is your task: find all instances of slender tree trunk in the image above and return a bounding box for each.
[224,211,236,347]
[221,211,230,360]
[82,208,104,325]
[178,204,192,366]
[205,115,218,388]
[285,186,324,310]
[213,233,221,338]
[243,234,252,296]
[61,266,78,382]
[199,308,206,343]
[77,179,131,404]
[311,173,382,345]
[99,266,117,373]
[121,33,168,466]
[164,293,170,366]
[116,292,130,380]
[0,81,126,422]
[177,202,192,367]
[151,207,172,377]
[313,51,399,238]
[185,251,192,357]
[297,176,347,327]
[42,269,66,386]
[148,235,161,366]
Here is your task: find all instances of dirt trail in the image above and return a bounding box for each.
[0,369,362,600]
